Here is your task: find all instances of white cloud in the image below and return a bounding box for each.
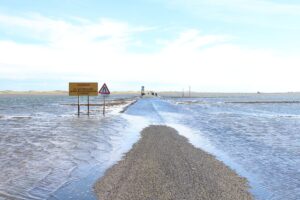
[0,13,300,92]
[0,13,152,46]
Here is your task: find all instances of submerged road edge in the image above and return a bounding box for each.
[94,125,253,200]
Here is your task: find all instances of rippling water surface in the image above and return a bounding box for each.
[126,94,300,200]
[0,94,144,200]
[162,94,300,200]
[1,94,300,200]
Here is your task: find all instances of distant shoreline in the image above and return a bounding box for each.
[1,90,300,96]
[0,90,68,95]
[0,91,140,95]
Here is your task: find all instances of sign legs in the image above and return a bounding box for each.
[77,95,80,116]
[88,95,90,115]
[103,96,106,116]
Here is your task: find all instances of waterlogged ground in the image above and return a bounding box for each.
[1,94,300,200]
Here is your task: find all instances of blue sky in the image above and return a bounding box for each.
[0,0,300,92]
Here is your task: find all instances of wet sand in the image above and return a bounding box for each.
[94,125,253,200]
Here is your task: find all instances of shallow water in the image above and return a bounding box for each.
[165,96,300,200]
[126,96,300,200]
[0,94,144,200]
[1,94,300,200]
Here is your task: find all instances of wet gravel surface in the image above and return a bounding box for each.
[94,125,253,200]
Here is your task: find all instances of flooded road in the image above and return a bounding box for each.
[1,95,300,200]
[127,96,300,200]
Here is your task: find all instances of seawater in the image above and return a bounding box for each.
[1,94,300,200]
[0,94,144,200]
[126,95,300,200]
[162,94,300,200]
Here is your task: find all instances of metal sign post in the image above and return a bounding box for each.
[77,92,80,116]
[87,95,90,115]
[103,95,106,116]
[99,83,110,116]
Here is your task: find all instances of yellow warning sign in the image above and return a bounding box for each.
[69,82,98,96]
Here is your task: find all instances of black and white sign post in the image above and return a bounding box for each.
[99,83,110,116]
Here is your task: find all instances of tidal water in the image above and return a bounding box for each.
[0,94,145,200]
[162,94,300,200]
[124,94,300,200]
[0,94,300,200]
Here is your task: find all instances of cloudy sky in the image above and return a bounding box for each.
[0,0,300,92]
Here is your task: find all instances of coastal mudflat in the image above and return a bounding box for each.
[94,125,253,200]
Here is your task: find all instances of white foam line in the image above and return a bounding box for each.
[166,122,270,200]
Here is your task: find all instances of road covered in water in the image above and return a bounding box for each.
[116,96,300,200]
[1,95,300,200]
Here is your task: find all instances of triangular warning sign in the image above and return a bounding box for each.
[99,83,110,95]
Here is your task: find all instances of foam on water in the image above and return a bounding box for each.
[1,94,300,200]
[0,95,143,200]
[167,96,300,200]
[49,114,150,200]
[125,97,300,200]
[162,115,270,199]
